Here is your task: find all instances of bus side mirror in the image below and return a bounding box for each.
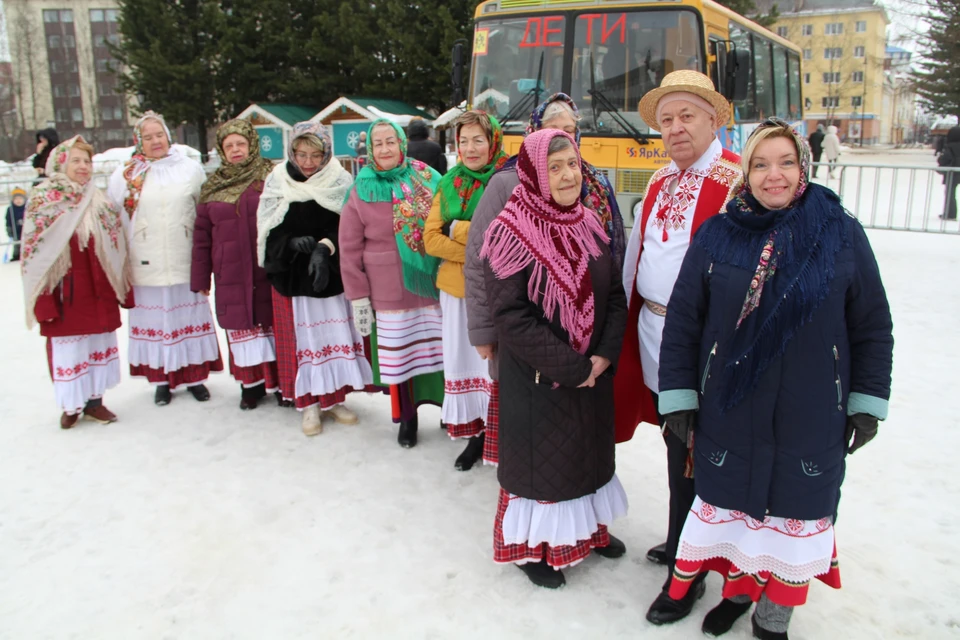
[451,41,466,105]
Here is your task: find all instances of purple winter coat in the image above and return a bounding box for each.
[191,181,273,330]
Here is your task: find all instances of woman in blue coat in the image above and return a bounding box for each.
[657,119,893,639]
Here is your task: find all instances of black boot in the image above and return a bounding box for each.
[593,533,627,559]
[154,384,172,406]
[646,572,707,625]
[517,559,565,589]
[397,415,418,448]
[188,384,211,402]
[454,433,485,471]
[275,391,294,407]
[702,598,753,637]
[239,385,260,411]
[751,614,789,639]
[646,541,669,565]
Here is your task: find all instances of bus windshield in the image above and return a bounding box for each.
[470,10,704,137]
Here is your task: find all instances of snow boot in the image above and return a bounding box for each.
[397,416,418,448]
[752,614,788,640]
[455,433,485,471]
[188,384,211,402]
[275,391,294,407]
[323,404,359,425]
[154,384,172,406]
[646,541,669,565]
[518,559,565,589]
[593,533,627,559]
[702,598,753,637]
[646,572,707,625]
[301,406,323,436]
[60,412,80,429]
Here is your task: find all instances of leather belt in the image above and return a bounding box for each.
[644,299,668,317]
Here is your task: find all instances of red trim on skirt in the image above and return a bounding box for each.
[483,381,500,465]
[447,418,484,439]
[492,488,610,569]
[227,347,279,391]
[129,360,223,389]
[668,544,842,608]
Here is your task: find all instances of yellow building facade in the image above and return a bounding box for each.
[771,4,889,144]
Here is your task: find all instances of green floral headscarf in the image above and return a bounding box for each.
[438,112,509,223]
[352,119,442,299]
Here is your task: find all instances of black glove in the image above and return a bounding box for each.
[288,236,316,254]
[307,244,331,293]
[663,410,696,445]
[441,221,452,237]
[845,413,878,455]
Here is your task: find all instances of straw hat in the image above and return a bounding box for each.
[638,70,731,131]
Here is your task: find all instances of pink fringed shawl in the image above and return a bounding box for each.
[481,129,608,354]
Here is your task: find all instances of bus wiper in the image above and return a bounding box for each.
[589,52,650,146]
[502,52,545,127]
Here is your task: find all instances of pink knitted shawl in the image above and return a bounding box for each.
[481,129,608,354]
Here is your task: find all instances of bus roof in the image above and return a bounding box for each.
[473,0,801,53]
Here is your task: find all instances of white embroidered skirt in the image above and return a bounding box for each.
[48,332,121,414]
[439,291,492,433]
[292,294,373,399]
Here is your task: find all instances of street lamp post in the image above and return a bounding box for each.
[859,56,868,147]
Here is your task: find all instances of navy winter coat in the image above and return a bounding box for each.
[658,186,893,521]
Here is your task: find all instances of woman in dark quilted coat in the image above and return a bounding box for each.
[480,129,629,589]
[658,120,893,639]
[192,119,279,410]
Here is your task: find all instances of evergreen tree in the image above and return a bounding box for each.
[914,0,960,118]
[727,0,781,29]
[111,0,225,158]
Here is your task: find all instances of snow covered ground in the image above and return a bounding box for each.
[1,230,959,639]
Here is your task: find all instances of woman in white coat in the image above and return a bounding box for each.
[823,125,842,178]
[108,111,223,405]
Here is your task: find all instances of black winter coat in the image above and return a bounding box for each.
[484,240,627,502]
[659,189,893,521]
[809,130,825,154]
[407,138,447,176]
[263,198,344,299]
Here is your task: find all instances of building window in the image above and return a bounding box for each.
[94,35,106,47]
[107,129,126,141]
[776,26,788,37]
[43,10,59,23]
[825,23,844,35]
[48,35,61,48]
[114,106,124,120]
[823,72,841,84]
[56,108,69,122]
[824,47,843,59]
[68,84,81,97]
[854,46,865,58]
[106,9,120,22]
[101,106,115,121]
[96,60,110,72]
[107,34,121,46]
[90,9,104,22]
[50,60,62,73]
[802,24,813,36]
[803,49,812,60]
[71,108,83,122]
[52,85,65,98]
[60,10,73,22]
[852,71,864,82]
[804,73,811,84]
[99,82,113,96]
[821,96,840,108]
[68,60,79,73]
[856,20,867,32]
[852,96,863,107]
[63,35,76,48]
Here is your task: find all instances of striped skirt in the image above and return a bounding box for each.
[374,305,444,385]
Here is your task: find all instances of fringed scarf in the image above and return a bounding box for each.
[438,113,508,223]
[120,111,174,219]
[502,93,625,270]
[481,129,608,354]
[199,118,274,205]
[256,123,353,267]
[695,121,849,411]
[352,119,442,299]
[21,136,130,329]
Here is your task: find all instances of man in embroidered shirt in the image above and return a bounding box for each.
[615,71,744,626]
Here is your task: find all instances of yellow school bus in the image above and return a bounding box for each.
[468,0,804,221]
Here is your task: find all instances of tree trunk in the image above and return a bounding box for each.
[196,117,209,164]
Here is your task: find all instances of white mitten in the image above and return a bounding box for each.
[351,297,373,337]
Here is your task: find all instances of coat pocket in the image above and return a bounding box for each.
[701,341,718,395]
[363,250,404,303]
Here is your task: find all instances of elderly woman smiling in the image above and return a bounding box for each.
[657,119,894,639]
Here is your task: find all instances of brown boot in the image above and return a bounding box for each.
[83,405,117,424]
[60,412,80,429]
